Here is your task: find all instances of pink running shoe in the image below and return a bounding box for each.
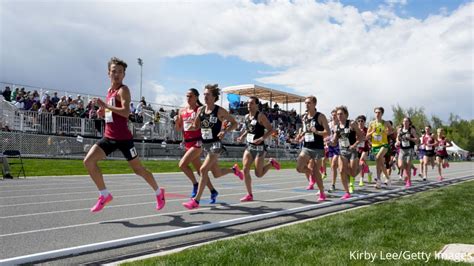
[232,164,244,180]
[240,194,254,202]
[405,180,411,188]
[156,188,165,210]
[270,158,281,170]
[341,193,351,200]
[317,192,326,202]
[438,176,444,181]
[363,164,369,174]
[306,175,316,190]
[413,167,417,177]
[182,198,199,210]
[90,194,113,212]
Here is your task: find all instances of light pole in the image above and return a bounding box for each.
[137,58,143,101]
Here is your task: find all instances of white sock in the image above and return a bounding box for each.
[155,187,161,196]
[99,189,109,197]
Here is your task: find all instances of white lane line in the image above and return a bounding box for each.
[0,180,308,219]
[2,174,472,265]
[0,177,304,208]
[0,172,300,200]
[0,190,319,238]
[1,174,472,238]
[0,168,472,215]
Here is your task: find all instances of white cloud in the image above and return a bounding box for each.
[1,0,472,121]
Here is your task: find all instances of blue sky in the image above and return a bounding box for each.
[1,0,472,121]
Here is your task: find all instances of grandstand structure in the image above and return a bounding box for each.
[222,84,306,114]
[1,82,304,160]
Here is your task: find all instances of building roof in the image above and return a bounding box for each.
[222,84,305,104]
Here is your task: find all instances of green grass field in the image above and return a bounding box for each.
[5,158,305,177]
[122,180,474,265]
[5,158,381,177]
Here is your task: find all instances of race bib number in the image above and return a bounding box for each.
[339,137,350,148]
[201,128,213,140]
[246,133,255,143]
[184,121,193,131]
[436,145,445,151]
[401,140,410,148]
[250,119,257,126]
[357,141,365,148]
[129,147,137,158]
[373,134,382,142]
[105,109,113,123]
[304,133,315,142]
[250,145,264,151]
[209,116,218,123]
[425,145,433,151]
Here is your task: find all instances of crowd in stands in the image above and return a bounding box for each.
[1,86,177,124]
[230,100,302,148]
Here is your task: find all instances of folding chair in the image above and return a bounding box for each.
[2,150,26,178]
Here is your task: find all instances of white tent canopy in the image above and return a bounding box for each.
[446,141,469,156]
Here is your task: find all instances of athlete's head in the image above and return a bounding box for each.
[425,125,432,134]
[204,84,220,104]
[437,128,445,137]
[247,96,260,112]
[356,115,366,126]
[108,57,127,84]
[335,106,349,121]
[331,109,338,122]
[187,88,202,107]
[374,107,384,119]
[402,117,412,128]
[304,96,317,111]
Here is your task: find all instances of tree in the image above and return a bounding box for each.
[391,105,429,131]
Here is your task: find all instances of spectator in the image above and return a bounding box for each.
[11,87,19,100]
[141,96,147,106]
[51,92,60,106]
[40,91,49,104]
[76,95,83,106]
[2,86,12,101]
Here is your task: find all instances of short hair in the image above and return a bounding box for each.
[374,107,384,114]
[331,109,337,114]
[356,115,366,122]
[336,105,349,117]
[248,96,260,105]
[306,95,317,104]
[108,57,128,71]
[205,84,220,102]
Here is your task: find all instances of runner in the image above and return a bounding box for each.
[326,109,340,192]
[422,125,438,181]
[296,96,330,201]
[84,57,165,212]
[435,128,452,180]
[333,106,365,198]
[417,129,426,178]
[355,115,372,186]
[175,88,218,202]
[396,117,418,188]
[236,96,280,201]
[182,84,243,209]
[366,107,393,189]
